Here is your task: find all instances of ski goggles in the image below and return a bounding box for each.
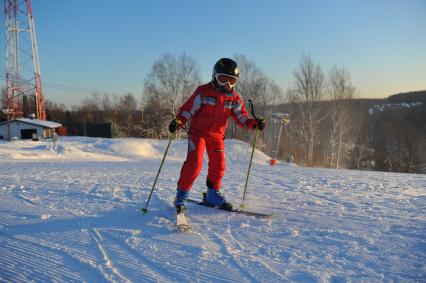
[215,73,238,87]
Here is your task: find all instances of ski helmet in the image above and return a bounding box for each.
[212,58,239,92]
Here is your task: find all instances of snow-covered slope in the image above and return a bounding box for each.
[0,137,425,282]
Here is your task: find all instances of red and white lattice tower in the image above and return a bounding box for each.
[4,0,45,120]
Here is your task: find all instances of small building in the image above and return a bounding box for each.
[0,118,62,140]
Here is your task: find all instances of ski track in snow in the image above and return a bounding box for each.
[0,137,425,282]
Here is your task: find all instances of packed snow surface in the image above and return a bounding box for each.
[0,137,425,282]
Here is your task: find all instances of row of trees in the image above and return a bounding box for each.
[272,55,357,169]
[44,92,142,137]
[1,53,424,173]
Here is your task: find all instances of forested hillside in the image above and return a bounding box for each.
[267,91,425,173]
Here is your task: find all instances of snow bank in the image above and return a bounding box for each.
[0,136,271,164]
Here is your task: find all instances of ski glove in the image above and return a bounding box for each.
[255,118,266,131]
[168,118,183,133]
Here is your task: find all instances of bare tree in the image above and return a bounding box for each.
[102,93,120,123]
[414,134,426,173]
[348,112,373,170]
[45,100,67,122]
[228,55,261,140]
[292,54,325,165]
[326,66,355,168]
[81,93,102,123]
[234,54,271,114]
[115,93,138,137]
[0,88,6,109]
[142,94,171,139]
[143,52,200,117]
[269,83,285,109]
[142,53,200,138]
[230,54,283,152]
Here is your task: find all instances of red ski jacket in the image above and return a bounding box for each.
[177,82,257,139]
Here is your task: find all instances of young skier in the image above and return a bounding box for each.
[168,58,265,214]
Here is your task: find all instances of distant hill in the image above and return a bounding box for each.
[388,90,426,103]
[367,90,425,115]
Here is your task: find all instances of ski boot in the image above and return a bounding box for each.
[203,187,233,210]
[174,188,189,214]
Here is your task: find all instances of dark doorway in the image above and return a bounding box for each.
[21,129,37,139]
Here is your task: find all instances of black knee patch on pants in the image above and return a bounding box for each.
[206,179,214,189]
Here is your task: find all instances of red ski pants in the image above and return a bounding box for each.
[178,134,226,191]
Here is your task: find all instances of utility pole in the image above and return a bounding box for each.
[270,113,290,165]
[4,0,46,120]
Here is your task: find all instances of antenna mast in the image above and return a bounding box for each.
[4,0,45,120]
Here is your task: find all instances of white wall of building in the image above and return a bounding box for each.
[0,122,44,140]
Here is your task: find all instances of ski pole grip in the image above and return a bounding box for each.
[248,98,257,120]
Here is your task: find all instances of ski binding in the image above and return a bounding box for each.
[176,212,191,232]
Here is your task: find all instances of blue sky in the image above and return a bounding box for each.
[1,0,425,106]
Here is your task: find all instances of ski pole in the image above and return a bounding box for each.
[241,98,259,208]
[142,132,175,214]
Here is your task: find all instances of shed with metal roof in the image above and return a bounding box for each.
[0,118,62,141]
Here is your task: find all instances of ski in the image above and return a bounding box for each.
[176,212,191,232]
[186,197,274,219]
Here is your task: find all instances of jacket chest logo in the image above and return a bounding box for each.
[224,100,234,109]
[201,95,234,110]
[201,96,217,106]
